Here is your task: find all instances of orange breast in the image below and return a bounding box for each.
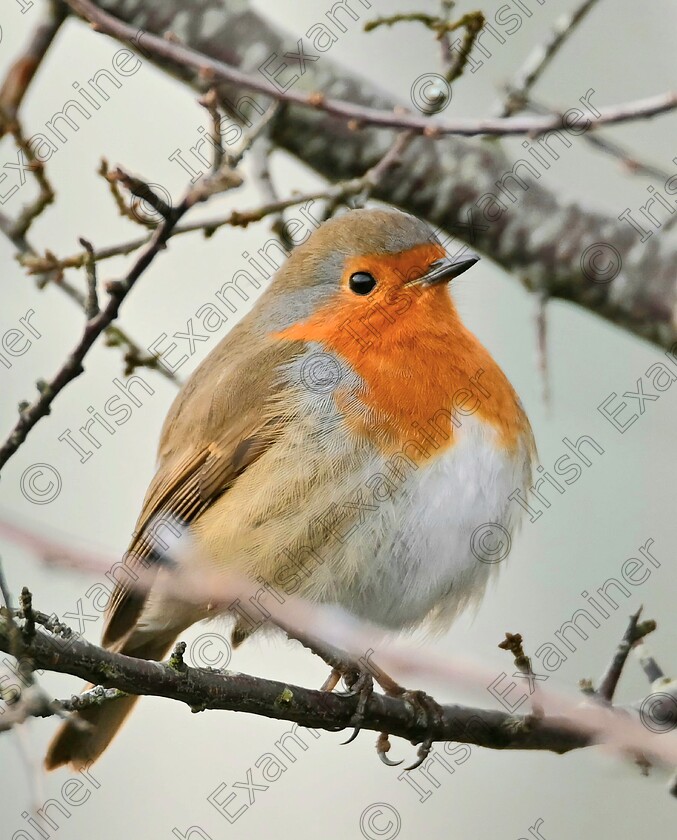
[274,250,531,460]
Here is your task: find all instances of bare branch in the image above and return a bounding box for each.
[0,615,599,755]
[198,88,224,173]
[0,1,67,123]
[500,0,602,116]
[597,608,656,702]
[0,201,180,386]
[520,95,674,182]
[0,109,55,238]
[0,163,239,472]
[363,8,486,86]
[106,166,174,221]
[1,606,676,769]
[98,158,159,229]
[78,238,100,320]
[59,0,677,352]
[64,0,677,139]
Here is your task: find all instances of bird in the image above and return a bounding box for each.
[45,206,535,770]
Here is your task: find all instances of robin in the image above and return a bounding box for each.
[45,207,535,770]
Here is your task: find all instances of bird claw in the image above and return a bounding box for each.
[404,738,432,771]
[377,731,403,766]
[340,726,361,746]
[339,669,374,745]
[401,689,445,727]
[320,661,443,770]
[397,688,444,771]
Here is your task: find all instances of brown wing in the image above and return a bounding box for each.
[102,322,301,647]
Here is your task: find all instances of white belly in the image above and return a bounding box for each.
[326,416,532,631]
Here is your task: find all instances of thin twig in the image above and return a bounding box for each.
[634,640,666,685]
[249,135,296,249]
[0,107,55,238]
[99,158,158,229]
[500,0,602,116]
[79,238,99,320]
[444,13,485,85]
[0,1,67,124]
[0,107,290,469]
[364,6,485,66]
[18,176,391,275]
[499,632,544,718]
[0,211,179,383]
[364,5,486,87]
[0,159,242,472]
[198,88,224,173]
[597,609,657,702]
[520,96,674,182]
[107,166,173,220]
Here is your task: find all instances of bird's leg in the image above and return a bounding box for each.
[280,624,441,768]
[320,668,342,692]
[280,625,403,757]
[279,625,363,688]
[280,626,375,737]
[381,684,446,771]
[353,651,445,770]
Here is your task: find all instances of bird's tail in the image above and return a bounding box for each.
[44,629,178,771]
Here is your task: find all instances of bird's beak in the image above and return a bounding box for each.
[407,252,480,287]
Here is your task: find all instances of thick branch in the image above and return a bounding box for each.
[0,618,590,754]
[76,0,677,350]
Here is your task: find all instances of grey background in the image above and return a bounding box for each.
[1,1,676,838]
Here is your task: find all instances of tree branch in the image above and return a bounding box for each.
[0,1,67,124]
[65,0,677,139]
[0,614,593,755]
[0,163,241,472]
[499,0,602,116]
[62,0,677,352]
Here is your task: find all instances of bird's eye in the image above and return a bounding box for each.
[349,272,377,295]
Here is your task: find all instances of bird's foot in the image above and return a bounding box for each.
[376,731,403,767]
[315,658,396,765]
[384,687,446,771]
[339,667,375,745]
[307,635,442,770]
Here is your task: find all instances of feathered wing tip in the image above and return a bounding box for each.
[45,693,140,771]
[44,630,178,771]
